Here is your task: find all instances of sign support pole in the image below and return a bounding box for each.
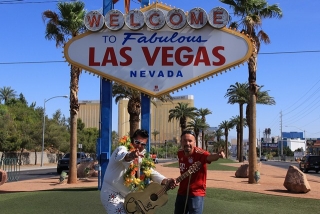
[98,0,114,190]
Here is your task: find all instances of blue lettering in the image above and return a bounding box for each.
[129,70,184,77]
[149,70,156,77]
[177,37,185,43]
[130,71,137,77]
[140,70,146,77]
[122,32,207,45]
[122,33,144,45]
[158,71,164,77]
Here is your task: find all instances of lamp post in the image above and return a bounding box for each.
[41,95,68,167]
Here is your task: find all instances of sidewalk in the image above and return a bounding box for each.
[1,162,320,200]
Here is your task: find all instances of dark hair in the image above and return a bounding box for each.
[181,130,196,138]
[132,129,149,139]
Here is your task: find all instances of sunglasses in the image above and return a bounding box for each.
[134,139,147,146]
[181,130,196,138]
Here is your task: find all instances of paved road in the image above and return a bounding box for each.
[16,168,57,181]
[262,160,320,177]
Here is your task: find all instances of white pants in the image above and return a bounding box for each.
[101,189,126,214]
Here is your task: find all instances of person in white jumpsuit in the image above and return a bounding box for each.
[100,129,176,213]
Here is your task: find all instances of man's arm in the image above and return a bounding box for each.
[124,149,143,162]
[124,151,135,162]
[207,151,225,162]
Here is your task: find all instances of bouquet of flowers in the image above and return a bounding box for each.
[119,136,156,191]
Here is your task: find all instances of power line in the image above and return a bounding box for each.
[1,50,319,65]
[0,0,73,4]
[0,60,65,65]
[259,50,320,55]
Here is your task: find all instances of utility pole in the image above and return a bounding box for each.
[280,111,283,158]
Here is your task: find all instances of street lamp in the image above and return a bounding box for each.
[41,95,68,167]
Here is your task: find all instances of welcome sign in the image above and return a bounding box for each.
[64,3,253,97]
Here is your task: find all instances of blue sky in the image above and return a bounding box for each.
[1,0,320,140]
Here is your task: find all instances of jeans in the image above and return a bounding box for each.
[174,194,204,214]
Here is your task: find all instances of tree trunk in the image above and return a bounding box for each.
[236,128,240,161]
[225,134,228,158]
[180,117,187,133]
[195,131,199,147]
[201,130,205,150]
[34,150,37,165]
[128,97,141,137]
[239,104,244,162]
[68,65,81,184]
[129,113,140,137]
[248,41,258,184]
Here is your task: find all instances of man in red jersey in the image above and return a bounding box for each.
[174,130,225,214]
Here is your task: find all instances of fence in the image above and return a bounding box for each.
[0,158,20,182]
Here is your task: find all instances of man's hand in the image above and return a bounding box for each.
[219,151,226,159]
[125,149,144,162]
[165,178,178,189]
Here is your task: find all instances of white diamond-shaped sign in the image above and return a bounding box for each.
[64,6,253,97]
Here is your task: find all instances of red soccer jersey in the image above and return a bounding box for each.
[177,147,211,196]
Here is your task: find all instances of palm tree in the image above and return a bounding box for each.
[219,120,234,158]
[186,117,209,147]
[212,135,225,153]
[151,130,160,144]
[204,132,215,151]
[220,0,282,184]
[42,1,86,184]
[113,83,172,136]
[225,82,248,162]
[0,86,17,104]
[168,102,198,133]
[230,115,247,161]
[197,108,212,149]
[245,85,276,134]
[215,128,224,145]
[113,83,141,137]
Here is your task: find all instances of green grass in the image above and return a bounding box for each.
[164,158,239,171]
[0,187,318,214]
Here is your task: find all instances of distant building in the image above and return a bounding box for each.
[78,100,100,129]
[275,132,306,154]
[118,95,194,143]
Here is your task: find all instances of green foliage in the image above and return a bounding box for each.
[150,143,179,159]
[0,87,98,156]
[283,146,294,156]
[0,86,17,104]
[78,127,99,154]
[168,102,199,132]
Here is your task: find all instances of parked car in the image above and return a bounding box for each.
[299,155,320,173]
[260,155,268,161]
[57,152,93,174]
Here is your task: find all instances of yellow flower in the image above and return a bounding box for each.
[144,169,151,177]
[134,178,141,185]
